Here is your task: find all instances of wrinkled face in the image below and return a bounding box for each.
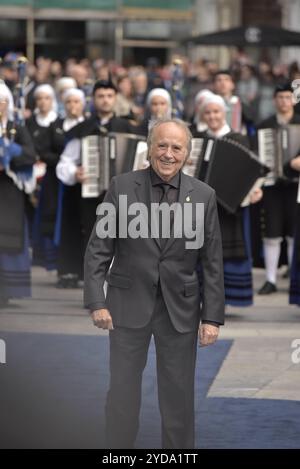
[64,95,84,118]
[35,92,53,114]
[202,103,225,132]
[94,88,116,115]
[274,91,294,114]
[214,74,234,96]
[149,122,189,182]
[150,96,170,119]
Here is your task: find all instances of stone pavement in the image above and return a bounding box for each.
[0,266,299,448]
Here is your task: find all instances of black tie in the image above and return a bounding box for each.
[158,183,172,249]
[159,183,171,205]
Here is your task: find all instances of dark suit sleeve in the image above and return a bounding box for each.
[200,190,225,325]
[84,177,117,312]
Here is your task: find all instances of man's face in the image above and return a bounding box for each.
[202,103,225,132]
[150,96,169,119]
[93,88,116,115]
[65,96,84,119]
[149,122,188,182]
[274,91,294,114]
[214,74,234,97]
[35,93,53,114]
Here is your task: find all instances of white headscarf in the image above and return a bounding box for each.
[194,89,214,128]
[195,89,214,105]
[200,93,230,138]
[62,87,85,105]
[34,84,58,126]
[61,88,85,131]
[146,88,172,119]
[200,93,226,114]
[0,81,14,121]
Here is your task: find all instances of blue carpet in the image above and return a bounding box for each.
[0,332,299,448]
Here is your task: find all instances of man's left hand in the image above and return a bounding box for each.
[199,323,219,347]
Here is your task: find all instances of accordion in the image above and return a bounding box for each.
[258,125,300,186]
[185,137,267,214]
[81,132,147,198]
[182,138,205,177]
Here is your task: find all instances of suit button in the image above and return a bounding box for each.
[153,283,157,288]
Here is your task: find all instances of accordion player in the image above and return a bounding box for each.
[81,132,147,198]
[257,125,300,186]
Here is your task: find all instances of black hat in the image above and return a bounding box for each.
[274,82,293,96]
[92,79,118,95]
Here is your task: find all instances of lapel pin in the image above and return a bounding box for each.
[186,196,191,202]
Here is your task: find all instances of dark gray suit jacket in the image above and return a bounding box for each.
[84,167,225,333]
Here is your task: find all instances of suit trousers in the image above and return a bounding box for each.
[105,287,198,449]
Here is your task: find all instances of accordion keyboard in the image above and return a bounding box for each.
[81,135,100,198]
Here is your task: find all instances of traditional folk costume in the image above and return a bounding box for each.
[26,84,62,271]
[256,112,300,293]
[56,90,132,286]
[192,94,255,307]
[0,84,35,305]
[54,88,85,288]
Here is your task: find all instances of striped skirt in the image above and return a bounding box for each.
[0,221,31,299]
[224,207,253,307]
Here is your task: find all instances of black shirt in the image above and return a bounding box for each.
[150,165,180,204]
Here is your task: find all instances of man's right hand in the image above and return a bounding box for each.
[91,308,114,330]
[75,166,87,183]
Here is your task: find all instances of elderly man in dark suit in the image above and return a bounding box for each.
[84,118,225,449]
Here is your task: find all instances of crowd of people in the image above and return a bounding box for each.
[0,49,300,311]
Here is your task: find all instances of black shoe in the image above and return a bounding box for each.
[68,278,79,289]
[56,277,69,289]
[258,281,277,295]
[56,274,78,289]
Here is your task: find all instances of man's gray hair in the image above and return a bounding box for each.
[147,118,192,159]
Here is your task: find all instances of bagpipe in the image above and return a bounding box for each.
[169,58,185,119]
[82,78,94,118]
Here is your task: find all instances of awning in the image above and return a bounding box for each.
[182,25,300,47]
